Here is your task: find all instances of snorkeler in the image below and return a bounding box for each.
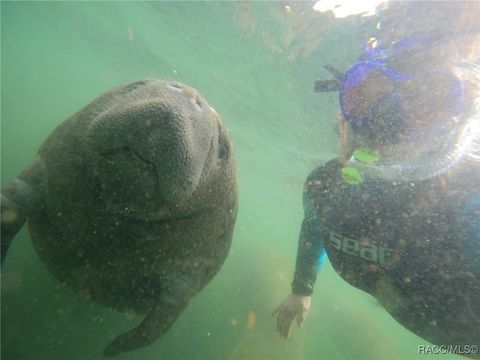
[274,1,480,355]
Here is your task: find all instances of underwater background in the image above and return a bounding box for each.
[1,2,462,359]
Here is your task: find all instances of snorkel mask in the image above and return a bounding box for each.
[316,39,479,184]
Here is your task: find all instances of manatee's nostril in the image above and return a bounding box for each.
[193,96,203,112]
[168,83,183,93]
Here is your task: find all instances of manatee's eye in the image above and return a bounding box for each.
[218,129,231,161]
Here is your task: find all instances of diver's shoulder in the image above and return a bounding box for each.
[306,158,343,181]
[304,158,343,192]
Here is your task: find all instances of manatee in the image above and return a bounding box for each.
[1,79,238,356]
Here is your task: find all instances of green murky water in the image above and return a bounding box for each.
[1,2,462,359]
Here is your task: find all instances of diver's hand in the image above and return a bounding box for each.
[272,293,311,339]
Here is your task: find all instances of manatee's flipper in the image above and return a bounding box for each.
[1,194,27,263]
[1,160,46,263]
[103,295,190,357]
[103,273,207,357]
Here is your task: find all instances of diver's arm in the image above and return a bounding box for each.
[291,215,326,295]
[291,167,328,295]
[274,165,330,339]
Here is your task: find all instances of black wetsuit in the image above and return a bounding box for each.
[292,158,480,348]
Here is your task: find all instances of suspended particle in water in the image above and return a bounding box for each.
[246,309,256,331]
[128,26,134,42]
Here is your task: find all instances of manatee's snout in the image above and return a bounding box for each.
[86,80,214,212]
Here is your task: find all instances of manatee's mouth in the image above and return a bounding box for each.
[92,140,212,223]
[94,144,203,222]
[101,146,162,195]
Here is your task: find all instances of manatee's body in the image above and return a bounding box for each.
[1,80,238,356]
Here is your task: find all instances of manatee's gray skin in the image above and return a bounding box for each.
[1,80,238,357]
